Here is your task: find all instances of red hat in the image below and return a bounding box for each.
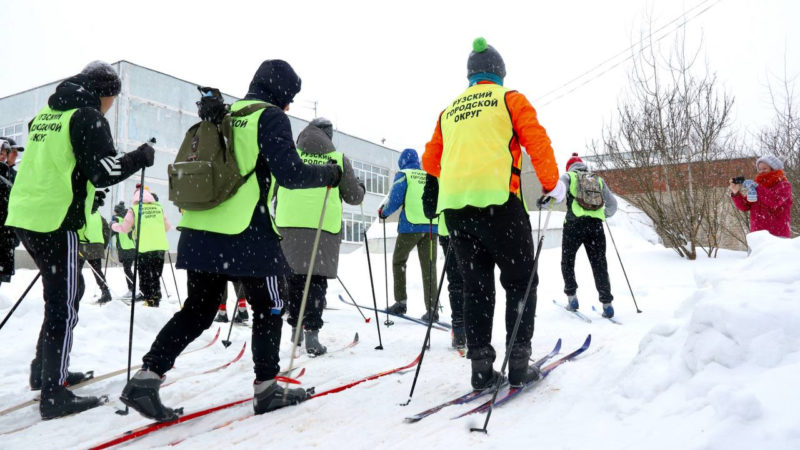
[565,152,583,172]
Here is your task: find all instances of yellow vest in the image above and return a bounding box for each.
[133,202,170,252]
[275,150,343,233]
[400,169,434,225]
[568,172,606,220]
[437,83,516,213]
[78,210,104,244]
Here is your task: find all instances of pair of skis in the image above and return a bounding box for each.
[338,295,451,331]
[552,299,622,324]
[405,334,591,422]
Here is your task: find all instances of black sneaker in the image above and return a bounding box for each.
[253,379,310,414]
[97,289,112,304]
[120,369,182,422]
[40,386,106,420]
[386,301,407,315]
[30,369,94,391]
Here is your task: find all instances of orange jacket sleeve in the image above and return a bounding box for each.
[506,91,559,192]
[422,112,444,177]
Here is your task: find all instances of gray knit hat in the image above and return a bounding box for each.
[467,37,506,79]
[310,117,334,140]
[756,154,784,171]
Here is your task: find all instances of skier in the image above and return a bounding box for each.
[0,137,23,286]
[421,38,564,390]
[112,201,136,298]
[111,185,170,306]
[274,117,365,355]
[558,153,618,318]
[120,59,342,421]
[214,281,250,323]
[5,61,155,419]
[380,148,439,322]
[729,154,793,238]
[77,190,112,304]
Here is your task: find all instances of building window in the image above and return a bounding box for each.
[351,160,390,195]
[1,123,25,145]
[342,212,375,243]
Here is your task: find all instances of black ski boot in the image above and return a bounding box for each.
[214,308,229,323]
[386,300,407,315]
[304,330,327,356]
[451,327,466,349]
[40,386,106,420]
[469,347,501,391]
[97,288,112,304]
[508,346,541,387]
[234,307,249,323]
[421,310,439,323]
[30,362,93,391]
[144,298,160,308]
[120,369,182,422]
[253,379,310,414]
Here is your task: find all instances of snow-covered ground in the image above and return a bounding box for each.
[1,203,798,449]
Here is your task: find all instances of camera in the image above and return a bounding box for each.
[732,176,745,185]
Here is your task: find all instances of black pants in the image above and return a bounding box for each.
[0,226,17,283]
[121,258,134,291]
[142,271,285,381]
[439,236,464,331]
[16,228,85,393]
[138,251,164,300]
[286,273,327,331]
[446,195,537,360]
[561,218,613,302]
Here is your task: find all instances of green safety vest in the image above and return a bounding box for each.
[178,100,272,235]
[400,169,435,225]
[116,216,135,250]
[6,107,94,232]
[568,172,606,221]
[438,213,449,237]
[275,150,343,233]
[78,211,104,244]
[132,202,170,252]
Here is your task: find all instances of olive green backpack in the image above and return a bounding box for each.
[168,101,271,211]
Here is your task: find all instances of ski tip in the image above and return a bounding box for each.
[554,338,562,353]
[353,332,360,343]
[583,334,592,347]
[297,367,306,377]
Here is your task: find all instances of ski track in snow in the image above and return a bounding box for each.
[1,201,799,450]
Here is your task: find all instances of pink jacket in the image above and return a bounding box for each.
[111,189,172,234]
[731,180,793,238]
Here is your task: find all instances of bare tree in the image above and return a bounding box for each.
[591,31,736,259]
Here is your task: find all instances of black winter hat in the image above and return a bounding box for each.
[247,60,302,109]
[80,61,121,97]
[310,117,334,140]
[467,37,506,79]
[114,201,127,216]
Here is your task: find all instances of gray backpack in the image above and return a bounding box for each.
[574,172,604,211]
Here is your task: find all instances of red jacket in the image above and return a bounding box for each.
[731,174,793,238]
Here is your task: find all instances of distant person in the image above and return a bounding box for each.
[730,155,793,238]
[111,185,171,307]
[112,201,136,298]
[380,148,438,322]
[558,153,618,318]
[421,38,563,390]
[6,61,155,419]
[0,137,23,286]
[215,281,250,323]
[77,190,112,304]
[274,117,365,355]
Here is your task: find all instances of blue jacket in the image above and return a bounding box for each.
[381,149,438,234]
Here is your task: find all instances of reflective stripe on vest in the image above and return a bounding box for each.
[116,216,135,250]
[437,84,517,213]
[275,150,343,233]
[178,100,266,235]
[568,172,606,220]
[6,107,94,232]
[79,211,104,244]
[132,202,170,252]
[400,169,435,226]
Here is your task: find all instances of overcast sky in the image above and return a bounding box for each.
[2,0,798,166]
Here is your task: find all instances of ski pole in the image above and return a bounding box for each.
[363,228,384,350]
[605,221,642,313]
[337,276,370,323]
[160,275,171,298]
[428,219,435,320]
[118,137,154,416]
[284,187,331,396]
[400,239,451,406]
[102,242,111,278]
[78,251,120,297]
[0,272,41,332]
[166,251,182,308]
[221,291,238,348]
[382,218,394,326]
[472,201,554,434]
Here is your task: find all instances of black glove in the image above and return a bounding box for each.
[536,195,552,209]
[422,174,439,220]
[130,143,155,168]
[328,160,343,188]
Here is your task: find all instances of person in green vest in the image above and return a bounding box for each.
[120,60,341,422]
[6,61,155,419]
[379,148,439,322]
[77,189,112,304]
[112,201,136,297]
[111,185,171,307]
[559,154,618,317]
[0,137,23,286]
[275,117,365,355]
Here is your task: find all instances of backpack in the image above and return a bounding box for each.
[574,171,604,211]
[168,99,272,211]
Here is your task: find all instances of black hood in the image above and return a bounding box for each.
[296,124,335,155]
[244,60,301,108]
[48,74,101,111]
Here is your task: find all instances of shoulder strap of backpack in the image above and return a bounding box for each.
[231,101,275,117]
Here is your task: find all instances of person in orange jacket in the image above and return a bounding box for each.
[421,37,565,390]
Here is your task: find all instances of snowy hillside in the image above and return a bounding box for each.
[0,205,798,449]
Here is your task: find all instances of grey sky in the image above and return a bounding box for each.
[2,0,798,165]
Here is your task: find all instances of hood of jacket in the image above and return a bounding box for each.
[244,60,301,109]
[48,74,102,112]
[398,148,421,170]
[296,124,335,155]
[568,161,588,173]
